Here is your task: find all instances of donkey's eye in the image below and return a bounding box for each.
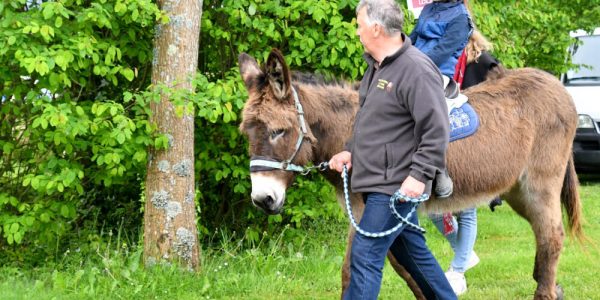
[270,129,285,140]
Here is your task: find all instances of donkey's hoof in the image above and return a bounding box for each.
[555,284,564,300]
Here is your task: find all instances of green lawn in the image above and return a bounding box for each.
[1,181,599,300]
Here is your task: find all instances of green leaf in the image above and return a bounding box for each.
[55,54,69,70]
[117,133,125,144]
[35,60,50,75]
[3,142,14,154]
[40,213,50,223]
[60,205,70,218]
[115,2,127,13]
[121,68,135,81]
[10,223,19,234]
[133,150,146,162]
[40,25,55,41]
[25,217,35,226]
[42,4,55,19]
[248,4,256,16]
[64,171,76,187]
[13,232,23,244]
[31,177,40,189]
[123,92,133,102]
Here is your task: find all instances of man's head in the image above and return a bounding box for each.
[355,0,404,54]
[356,0,404,36]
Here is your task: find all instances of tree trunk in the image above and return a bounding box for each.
[144,0,203,270]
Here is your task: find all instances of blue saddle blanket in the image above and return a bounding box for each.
[449,103,479,142]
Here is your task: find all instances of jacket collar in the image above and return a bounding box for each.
[430,1,463,11]
[363,34,412,69]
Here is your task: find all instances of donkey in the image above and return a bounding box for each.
[238,48,583,300]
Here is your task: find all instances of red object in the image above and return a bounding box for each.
[411,0,433,8]
[453,49,467,89]
[442,212,456,235]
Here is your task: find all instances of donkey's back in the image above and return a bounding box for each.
[422,68,578,214]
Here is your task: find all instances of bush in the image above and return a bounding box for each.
[2,0,600,261]
[0,0,162,260]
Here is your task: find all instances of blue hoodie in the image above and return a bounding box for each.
[409,1,472,77]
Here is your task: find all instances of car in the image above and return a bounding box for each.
[562,28,600,172]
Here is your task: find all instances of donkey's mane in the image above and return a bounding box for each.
[292,71,357,90]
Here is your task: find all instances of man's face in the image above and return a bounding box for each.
[356,7,376,54]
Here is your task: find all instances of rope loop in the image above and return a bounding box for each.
[342,165,429,237]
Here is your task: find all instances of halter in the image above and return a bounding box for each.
[249,87,328,175]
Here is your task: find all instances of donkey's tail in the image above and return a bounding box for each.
[561,156,585,242]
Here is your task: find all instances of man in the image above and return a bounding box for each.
[329,0,456,299]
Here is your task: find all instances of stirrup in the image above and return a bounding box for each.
[434,169,454,198]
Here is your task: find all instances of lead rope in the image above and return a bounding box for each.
[342,165,429,237]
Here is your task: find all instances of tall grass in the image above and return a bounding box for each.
[1,182,599,300]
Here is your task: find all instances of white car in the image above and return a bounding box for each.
[563,28,600,172]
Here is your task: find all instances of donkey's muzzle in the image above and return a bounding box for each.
[252,195,282,215]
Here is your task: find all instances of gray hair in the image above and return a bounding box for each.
[356,0,404,36]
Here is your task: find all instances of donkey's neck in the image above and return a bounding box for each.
[295,82,359,164]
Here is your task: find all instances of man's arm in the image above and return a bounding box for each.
[329,151,352,174]
[405,71,449,186]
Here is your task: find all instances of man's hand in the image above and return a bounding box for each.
[329,151,352,173]
[400,176,425,198]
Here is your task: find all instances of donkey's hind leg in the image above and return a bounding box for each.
[505,175,565,300]
[387,252,426,299]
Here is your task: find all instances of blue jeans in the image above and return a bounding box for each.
[429,207,477,273]
[344,192,457,300]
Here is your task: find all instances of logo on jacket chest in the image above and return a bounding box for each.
[376,79,394,93]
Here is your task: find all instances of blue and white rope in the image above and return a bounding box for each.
[342,165,429,237]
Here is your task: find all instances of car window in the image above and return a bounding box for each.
[565,35,600,86]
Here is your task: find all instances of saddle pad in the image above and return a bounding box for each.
[449,102,479,142]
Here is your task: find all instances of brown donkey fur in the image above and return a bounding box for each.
[238,49,583,300]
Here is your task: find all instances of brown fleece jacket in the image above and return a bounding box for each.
[346,34,449,196]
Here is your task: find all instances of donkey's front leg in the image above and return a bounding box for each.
[341,227,353,296]
[340,192,364,298]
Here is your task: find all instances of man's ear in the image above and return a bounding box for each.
[239,53,263,90]
[265,48,292,102]
[372,23,383,37]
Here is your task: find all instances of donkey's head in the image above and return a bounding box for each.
[238,49,316,215]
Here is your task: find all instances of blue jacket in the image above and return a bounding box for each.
[409,1,472,77]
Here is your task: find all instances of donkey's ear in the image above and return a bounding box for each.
[239,53,263,89]
[265,49,292,101]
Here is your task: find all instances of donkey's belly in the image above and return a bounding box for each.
[420,193,501,214]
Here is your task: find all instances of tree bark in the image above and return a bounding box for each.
[144,0,203,270]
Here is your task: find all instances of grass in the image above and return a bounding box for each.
[1,180,599,299]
